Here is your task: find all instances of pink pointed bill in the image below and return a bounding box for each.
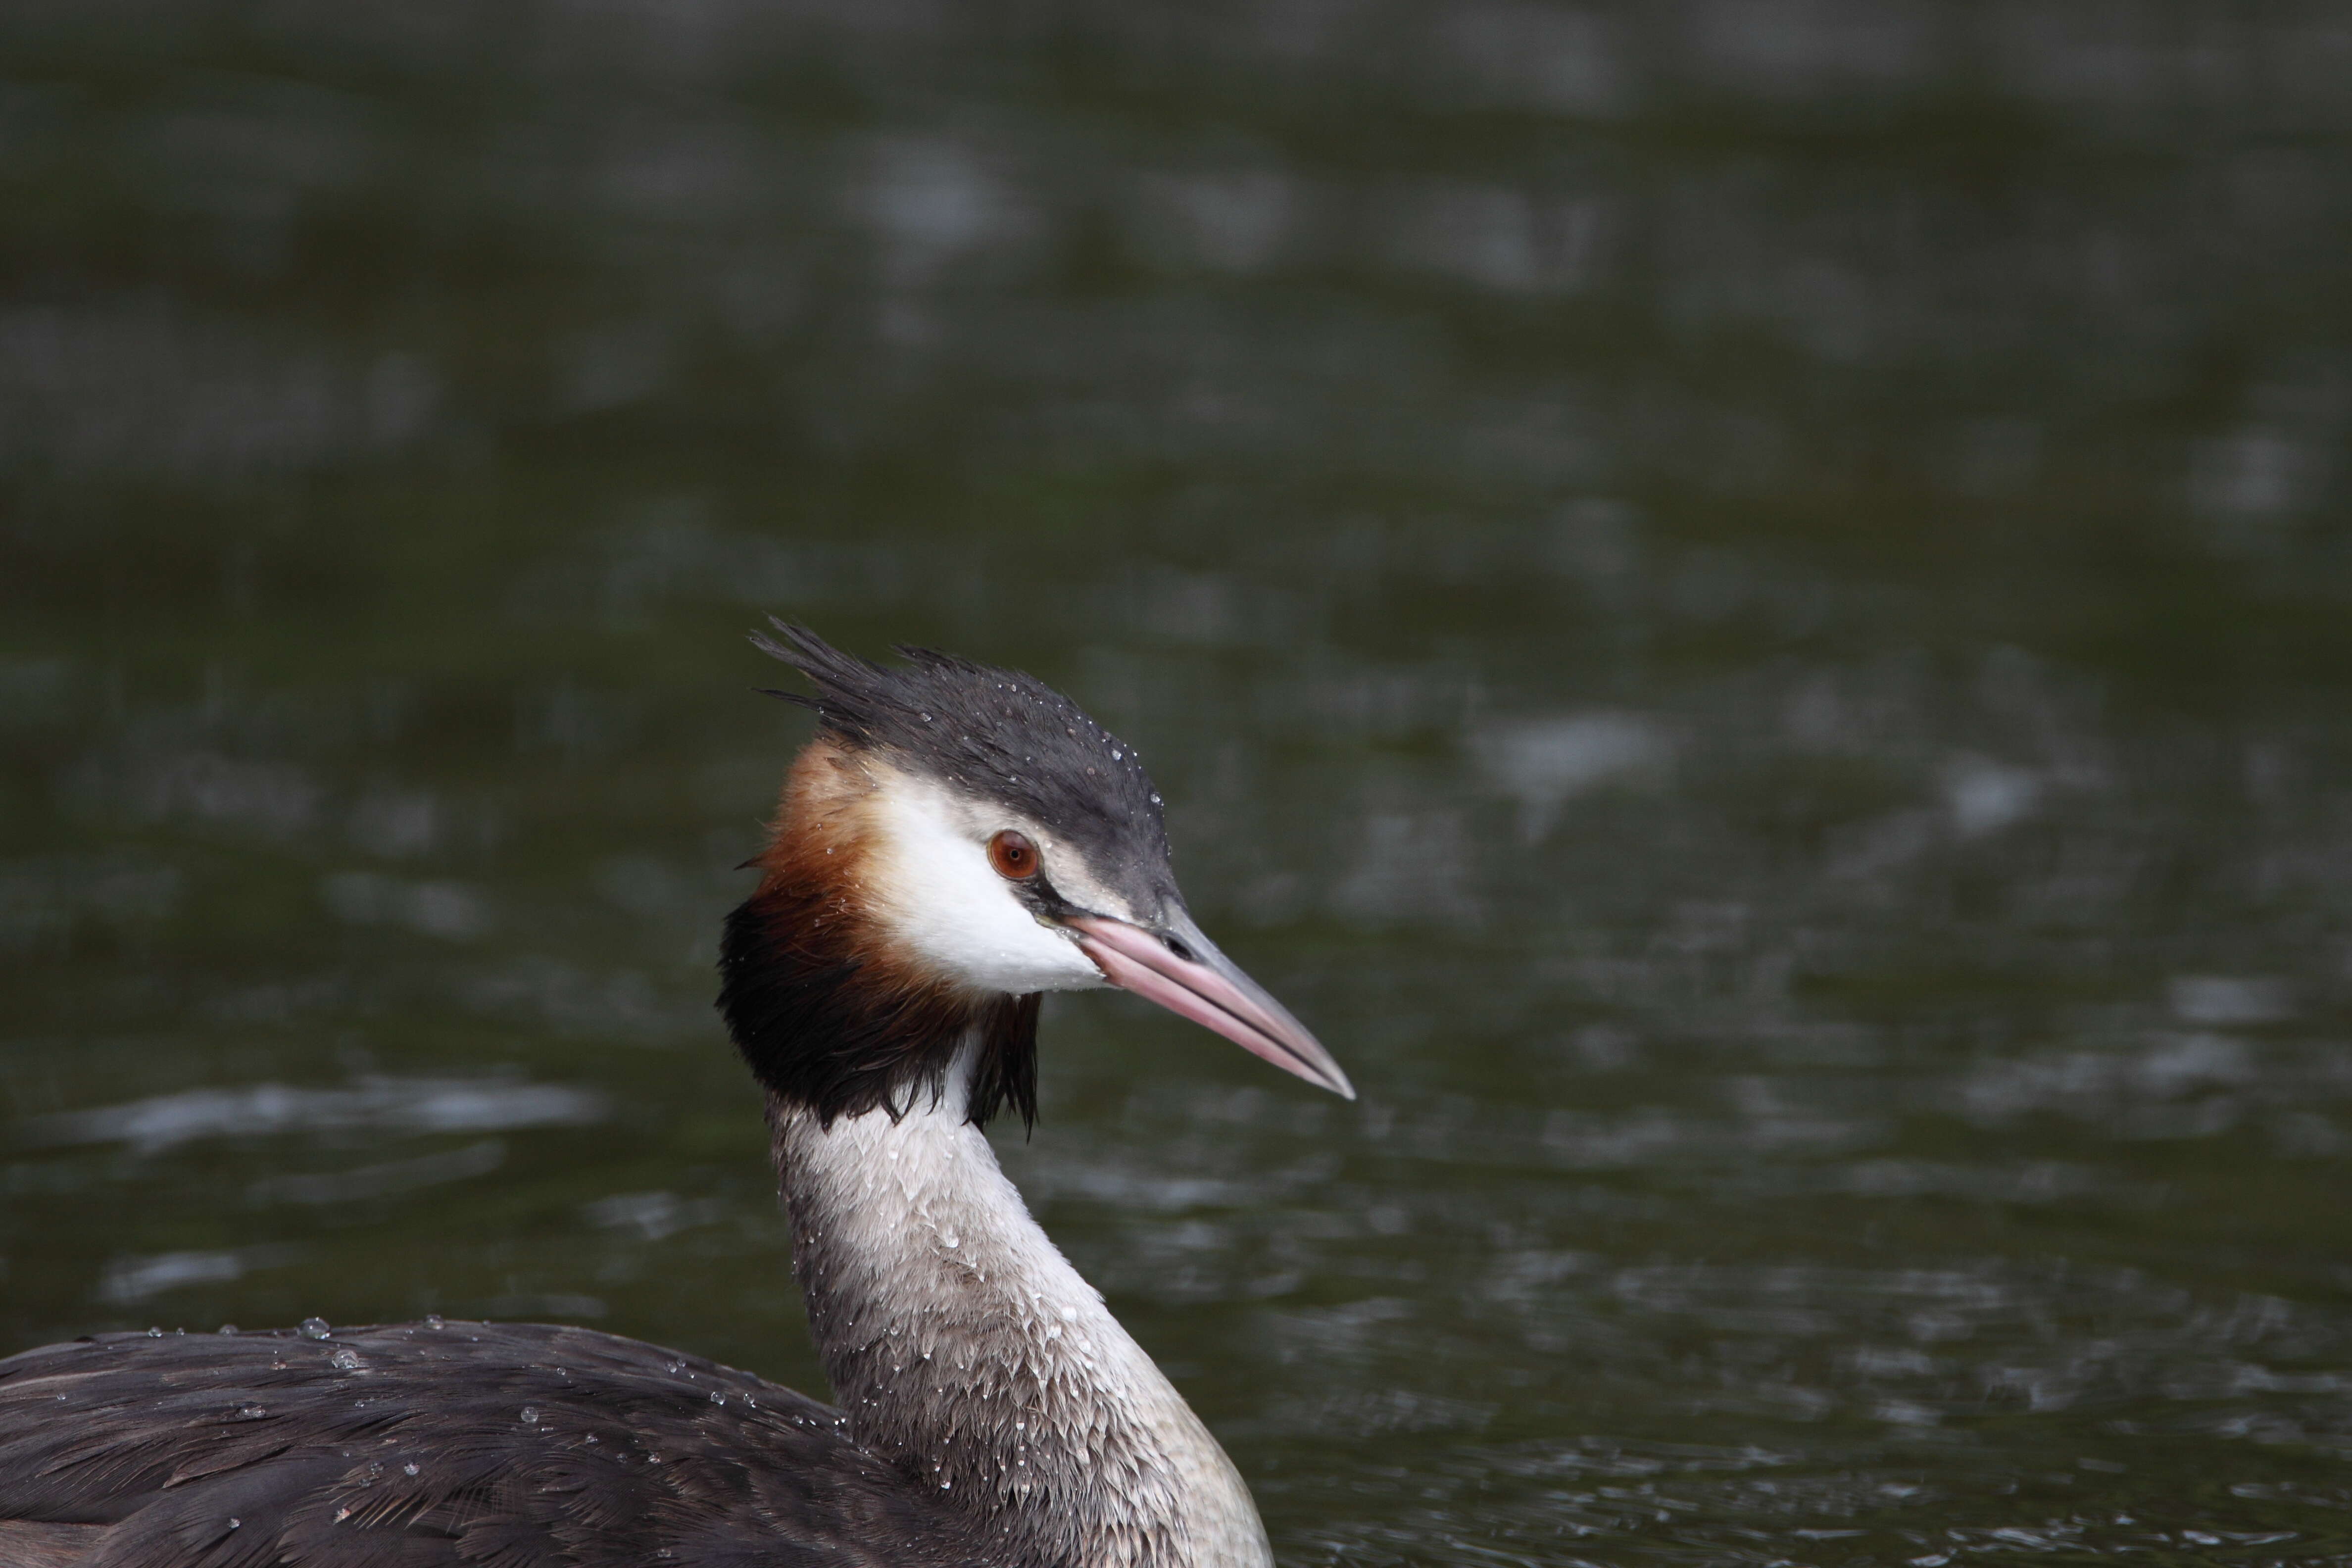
[1068,915,1354,1099]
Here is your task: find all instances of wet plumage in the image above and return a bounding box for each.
[0,1321,980,1568]
[0,628,1349,1568]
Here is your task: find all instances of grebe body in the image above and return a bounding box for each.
[0,628,1350,1568]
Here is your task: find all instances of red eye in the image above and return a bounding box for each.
[987,830,1039,881]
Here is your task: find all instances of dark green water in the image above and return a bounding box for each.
[5,2,2352,1562]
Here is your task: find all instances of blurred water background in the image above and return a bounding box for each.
[5,1,2352,1563]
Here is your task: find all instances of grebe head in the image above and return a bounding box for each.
[719,623,1352,1132]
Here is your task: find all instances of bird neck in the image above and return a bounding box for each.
[768,1045,1272,1568]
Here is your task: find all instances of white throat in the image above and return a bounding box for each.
[771,1047,1272,1568]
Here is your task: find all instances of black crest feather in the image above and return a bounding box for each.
[748,622,1171,883]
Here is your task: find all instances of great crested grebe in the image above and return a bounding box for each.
[0,626,1352,1568]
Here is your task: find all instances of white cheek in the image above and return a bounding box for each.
[868,786,1107,995]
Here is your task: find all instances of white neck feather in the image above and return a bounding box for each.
[771,1047,1272,1568]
